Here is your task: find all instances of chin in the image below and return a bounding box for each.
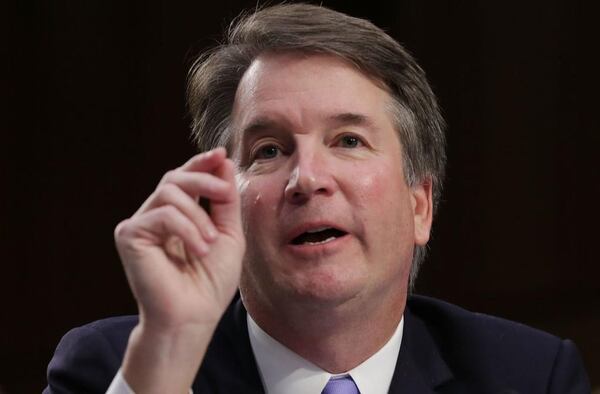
[277,266,367,307]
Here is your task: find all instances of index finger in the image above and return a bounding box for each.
[179,147,227,174]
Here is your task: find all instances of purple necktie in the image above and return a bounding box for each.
[321,375,360,394]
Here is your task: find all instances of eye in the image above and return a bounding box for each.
[251,143,281,161]
[336,134,363,148]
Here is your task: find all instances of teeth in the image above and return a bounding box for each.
[305,236,337,245]
[306,227,331,234]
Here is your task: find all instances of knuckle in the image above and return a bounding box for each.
[155,183,179,200]
[114,219,132,240]
[160,169,178,184]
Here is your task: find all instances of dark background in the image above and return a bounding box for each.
[4,1,599,392]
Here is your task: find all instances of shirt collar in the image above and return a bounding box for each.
[247,313,404,394]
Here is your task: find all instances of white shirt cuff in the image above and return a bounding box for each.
[106,369,134,394]
[106,369,193,394]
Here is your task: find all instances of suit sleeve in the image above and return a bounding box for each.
[547,339,591,394]
[43,325,123,394]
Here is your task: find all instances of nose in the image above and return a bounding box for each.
[284,148,336,204]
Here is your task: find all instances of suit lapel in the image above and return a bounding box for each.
[193,296,265,393]
[388,306,454,393]
[226,297,265,393]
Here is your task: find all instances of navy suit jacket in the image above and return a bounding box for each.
[44,295,591,393]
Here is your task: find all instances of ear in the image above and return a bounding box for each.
[411,178,433,246]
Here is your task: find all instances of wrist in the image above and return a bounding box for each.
[122,321,216,394]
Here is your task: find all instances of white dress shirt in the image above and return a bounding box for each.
[248,314,404,394]
[107,314,403,394]
[107,370,194,394]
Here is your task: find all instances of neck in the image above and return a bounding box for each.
[243,289,406,373]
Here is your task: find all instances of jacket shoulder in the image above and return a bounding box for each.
[406,295,590,393]
[44,316,138,394]
[407,294,559,346]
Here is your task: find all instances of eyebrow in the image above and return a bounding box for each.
[241,112,376,136]
[326,112,375,130]
[241,116,283,136]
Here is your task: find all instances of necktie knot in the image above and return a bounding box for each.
[321,375,360,394]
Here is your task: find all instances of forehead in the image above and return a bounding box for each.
[230,52,395,139]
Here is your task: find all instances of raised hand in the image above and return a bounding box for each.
[114,148,245,393]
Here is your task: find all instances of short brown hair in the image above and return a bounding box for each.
[187,3,446,288]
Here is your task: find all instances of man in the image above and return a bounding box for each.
[44,4,590,393]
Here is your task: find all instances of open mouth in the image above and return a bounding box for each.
[290,227,348,246]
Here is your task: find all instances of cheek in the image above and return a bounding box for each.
[346,160,406,209]
[344,161,413,241]
[239,177,282,239]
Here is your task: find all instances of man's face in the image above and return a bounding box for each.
[232,52,432,311]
